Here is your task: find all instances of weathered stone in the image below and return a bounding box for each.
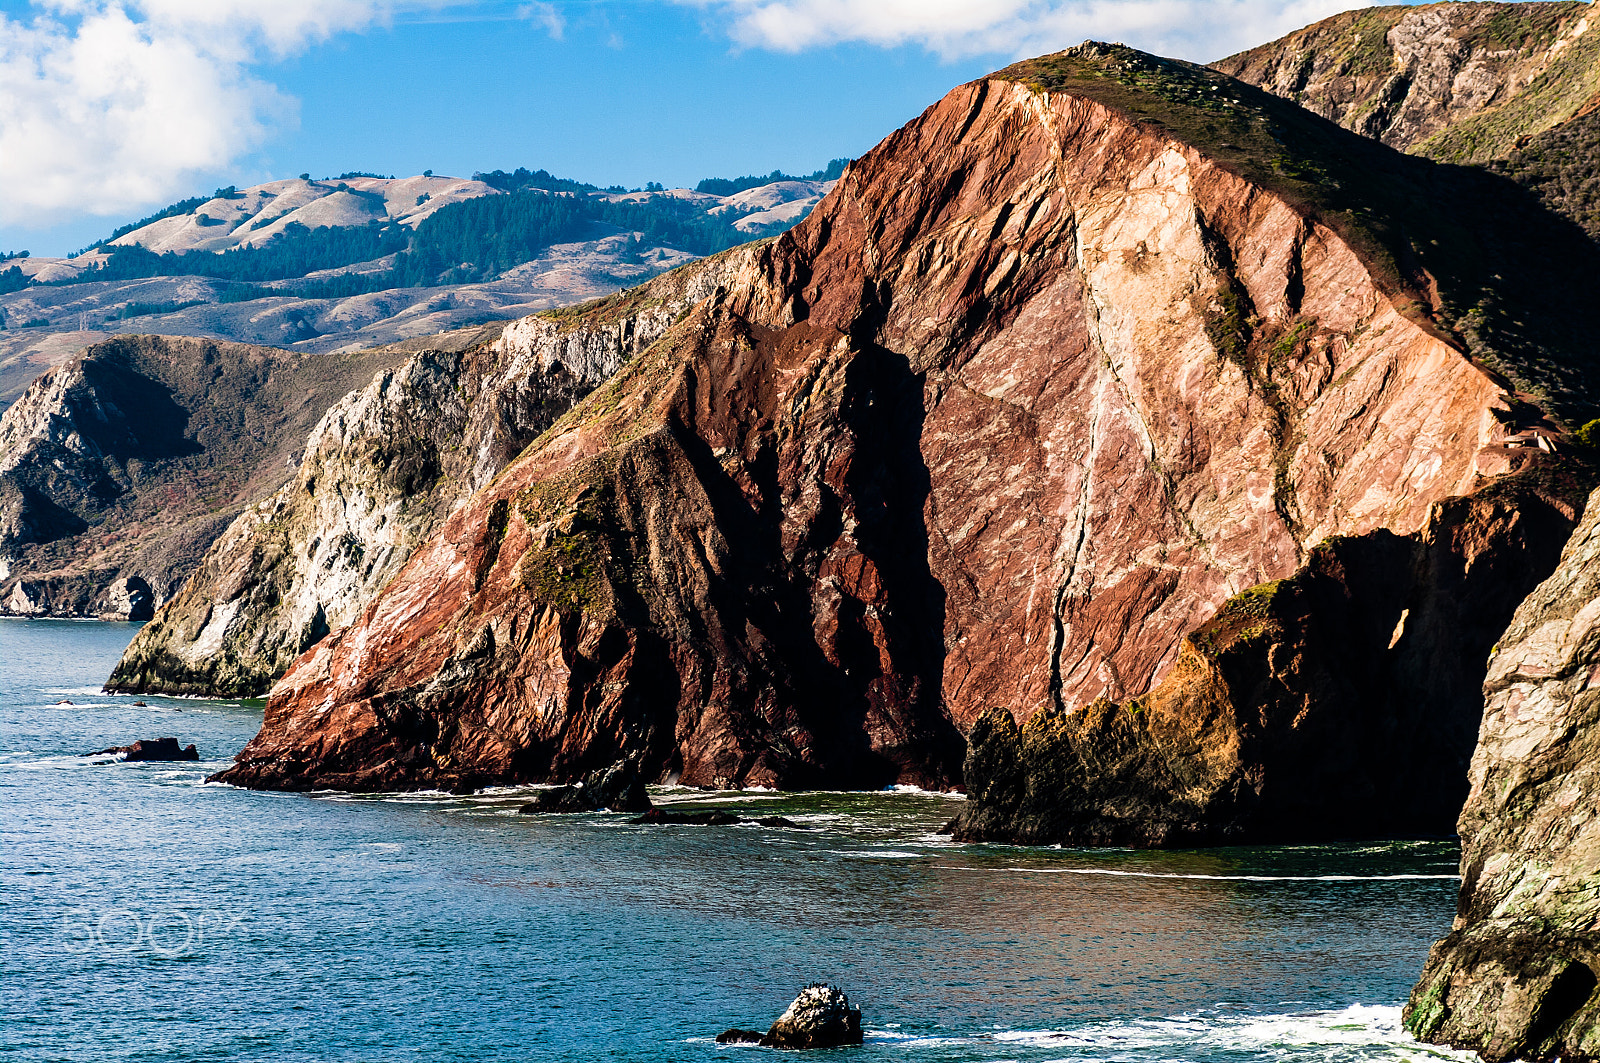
[1213,2,1596,161]
[762,985,864,1050]
[212,47,1600,810]
[97,576,152,621]
[950,467,1588,845]
[0,334,434,620]
[87,737,199,761]
[1405,483,1600,1061]
[517,757,653,814]
[105,264,743,698]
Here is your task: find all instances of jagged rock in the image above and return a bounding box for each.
[1213,2,1598,161]
[106,266,739,699]
[629,809,742,825]
[1405,483,1600,1060]
[0,334,430,620]
[214,46,1600,805]
[949,468,1588,845]
[96,576,152,621]
[762,985,864,1050]
[87,737,198,761]
[714,1029,765,1045]
[517,757,653,814]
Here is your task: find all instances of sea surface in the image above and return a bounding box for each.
[1,618,1473,1062]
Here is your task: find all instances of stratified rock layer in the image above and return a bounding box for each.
[216,47,1599,799]
[950,465,1589,845]
[1405,483,1600,1061]
[106,265,731,697]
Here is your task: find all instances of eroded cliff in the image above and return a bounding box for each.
[104,260,743,696]
[0,334,453,619]
[209,45,1600,800]
[1212,2,1599,161]
[1405,482,1600,1061]
[1213,2,1600,237]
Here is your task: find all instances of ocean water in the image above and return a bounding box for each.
[0,618,1473,1062]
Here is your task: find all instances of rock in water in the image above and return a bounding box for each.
[763,985,864,1050]
[517,758,652,814]
[1405,484,1600,1060]
[86,737,199,761]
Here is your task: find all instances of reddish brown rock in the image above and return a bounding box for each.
[214,47,1600,805]
[950,461,1591,846]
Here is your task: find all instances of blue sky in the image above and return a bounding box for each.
[0,0,1371,257]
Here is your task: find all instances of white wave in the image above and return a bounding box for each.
[877,783,967,799]
[934,865,1457,882]
[990,1004,1476,1059]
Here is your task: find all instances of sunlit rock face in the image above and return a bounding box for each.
[212,47,1599,808]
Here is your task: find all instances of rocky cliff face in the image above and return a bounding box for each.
[950,462,1589,845]
[105,261,740,696]
[213,46,1600,803]
[1213,2,1600,237]
[1404,483,1600,1061]
[1212,2,1598,160]
[0,334,459,619]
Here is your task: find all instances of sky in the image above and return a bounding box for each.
[0,0,1378,258]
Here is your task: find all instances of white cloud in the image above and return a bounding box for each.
[676,0,1370,62]
[0,0,414,228]
[518,1,565,39]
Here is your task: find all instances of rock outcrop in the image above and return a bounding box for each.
[1212,2,1598,161]
[1405,482,1600,1060]
[717,985,864,1049]
[105,269,730,697]
[516,757,652,813]
[86,737,200,761]
[950,462,1590,845]
[213,46,1600,810]
[0,332,483,619]
[1213,2,1600,236]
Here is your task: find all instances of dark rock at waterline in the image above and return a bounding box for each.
[720,985,863,1049]
[631,808,742,825]
[517,758,653,814]
[626,809,812,828]
[85,737,198,761]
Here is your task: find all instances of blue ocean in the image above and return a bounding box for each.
[1,618,1471,1061]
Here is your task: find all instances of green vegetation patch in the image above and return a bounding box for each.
[1420,8,1600,165]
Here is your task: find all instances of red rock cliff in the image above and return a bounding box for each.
[215,46,1598,795]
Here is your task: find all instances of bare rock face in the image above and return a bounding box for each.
[718,985,864,1049]
[951,465,1589,845]
[1212,2,1598,162]
[1405,483,1600,1060]
[0,333,445,619]
[102,275,725,697]
[214,47,1600,802]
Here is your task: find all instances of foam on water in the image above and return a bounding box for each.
[936,865,1459,882]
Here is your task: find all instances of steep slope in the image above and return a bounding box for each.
[1404,483,1600,1061]
[214,45,1600,803]
[0,333,481,618]
[950,460,1589,845]
[106,258,742,696]
[1212,2,1598,160]
[1213,1,1600,236]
